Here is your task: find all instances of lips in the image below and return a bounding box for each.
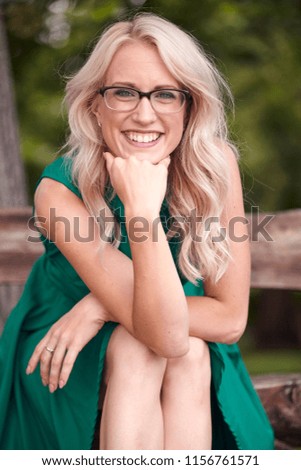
[123,131,161,143]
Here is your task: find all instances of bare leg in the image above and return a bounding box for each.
[100,325,167,449]
[161,337,212,449]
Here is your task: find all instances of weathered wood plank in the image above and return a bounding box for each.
[252,373,301,449]
[0,284,24,332]
[1,207,301,289]
[0,207,43,283]
[246,209,301,290]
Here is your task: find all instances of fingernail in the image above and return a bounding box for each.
[42,379,47,386]
[26,365,31,375]
[49,384,55,393]
[59,379,65,389]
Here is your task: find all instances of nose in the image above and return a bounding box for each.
[132,96,156,124]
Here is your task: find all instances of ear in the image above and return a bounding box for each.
[91,97,103,127]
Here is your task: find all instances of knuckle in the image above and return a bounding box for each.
[40,371,48,379]
[33,344,43,355]
[62,359,72,369]
[60,363,71,374]
[40,352,51,363]
[71,341,81,350]
[49,371,58,380]
[63,354,75,367]
[40,359,49,370]
[50,332,59,342]
[40,352,47,362]
[34,343,43,352]
[60,332,69,343]
[50,359,60,369]
[62,355,76,371]
[28,353,37,364]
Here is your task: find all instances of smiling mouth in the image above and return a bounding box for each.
[123,131,161,143]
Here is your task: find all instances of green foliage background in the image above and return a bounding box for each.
[5,0,301,210]
[3,0,301,372]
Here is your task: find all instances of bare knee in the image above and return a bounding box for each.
[104,326,167,387]
[164,337,211,387]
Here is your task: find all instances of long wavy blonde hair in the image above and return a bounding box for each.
[64,13,237,284]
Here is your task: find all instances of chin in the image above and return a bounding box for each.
[126,150,160,163]
[113,145,167,163]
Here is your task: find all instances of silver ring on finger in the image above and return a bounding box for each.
[45,345,55,354]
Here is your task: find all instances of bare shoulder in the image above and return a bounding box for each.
[34,177,89,243]
[34,177,78,211]
[34,177,86,231]
[217,140,241,174]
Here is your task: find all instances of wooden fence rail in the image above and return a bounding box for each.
[0,206,301,449]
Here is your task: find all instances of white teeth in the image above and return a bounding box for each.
[125,132,160,143]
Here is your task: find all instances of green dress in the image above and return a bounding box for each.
[0,156,274,450]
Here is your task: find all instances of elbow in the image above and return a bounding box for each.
[157,318,190,358]
[224,316,248,345]
[154,341,189,358]
[150,331,190,358]
[133,312,190,358]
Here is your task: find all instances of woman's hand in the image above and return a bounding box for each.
[104,152,170,217]
[26,294,110,393]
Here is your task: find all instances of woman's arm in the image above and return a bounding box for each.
[186,144,250,344]
[34,156,189,358]
[70,145,249,345]
[104,153,189,356]
[34,143,248,370]
[84,145,249,344]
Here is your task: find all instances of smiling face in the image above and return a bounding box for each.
[93,41,186,164]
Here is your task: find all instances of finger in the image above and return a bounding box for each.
[48,343,68,393]
[159,156,171,168]
[26,336,49,375]
[39,347,56,386]
[38,334,59,385]
[58,348,80,389]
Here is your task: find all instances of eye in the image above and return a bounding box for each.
[154,90,178,102]
[113,88,137,99]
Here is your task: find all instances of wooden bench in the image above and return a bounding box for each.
[0,206,301,449]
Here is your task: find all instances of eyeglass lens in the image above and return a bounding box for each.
[104,88,186,113]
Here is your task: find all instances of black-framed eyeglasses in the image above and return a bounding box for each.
[98,86,191,114]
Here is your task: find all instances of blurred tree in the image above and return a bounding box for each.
[4,0,136,199]
[3,0,301,208]
[144,0,301,212]
[0,0,29,327]
[0,1,27,206]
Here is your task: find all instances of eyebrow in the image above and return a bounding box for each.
[110,82,181,90]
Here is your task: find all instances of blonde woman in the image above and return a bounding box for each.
[0,13,274,450]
